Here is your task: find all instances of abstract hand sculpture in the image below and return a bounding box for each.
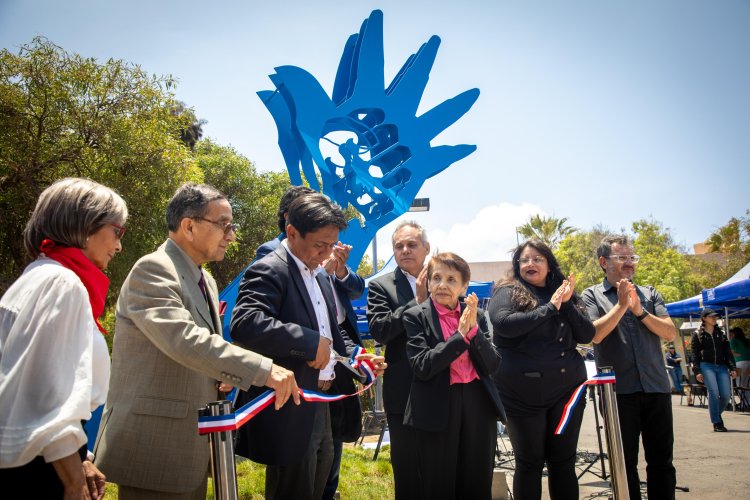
[258,9,479,268]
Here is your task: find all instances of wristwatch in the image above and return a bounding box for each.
[636,310,649,321]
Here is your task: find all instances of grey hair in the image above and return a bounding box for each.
[23,177,128,258]
[166,183,226,232]
[391,220,428,247]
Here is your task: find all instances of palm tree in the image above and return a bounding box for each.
[517,214,576,249]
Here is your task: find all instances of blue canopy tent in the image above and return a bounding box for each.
[702,261,750,318]
[666,261,750,392]
[666,261,750,319]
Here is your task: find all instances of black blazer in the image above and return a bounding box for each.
[403,300,507,432]
[367,268,419,414]
[230,245,360,465]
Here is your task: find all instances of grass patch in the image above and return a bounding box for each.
[103,445,394,499]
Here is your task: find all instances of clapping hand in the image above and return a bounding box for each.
[416,265,429,303]
[551,279,572,310]
[458,292,479,336]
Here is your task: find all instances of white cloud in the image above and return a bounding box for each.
[372,202,545,264]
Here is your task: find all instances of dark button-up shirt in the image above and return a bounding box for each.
[582,278,671,395]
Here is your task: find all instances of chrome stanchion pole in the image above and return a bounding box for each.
[200,401,238,500]
[598,366,629,500]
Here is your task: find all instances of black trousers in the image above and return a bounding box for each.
[386,411,420,500]
[616,392,676,500]
[321,439,343,500]
[505,390,586,500]
[0,456,65,498]
[266,403,334,500]
[414,380,497,500]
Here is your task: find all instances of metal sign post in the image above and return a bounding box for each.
[199,401,238,500]
[598,366,629,500]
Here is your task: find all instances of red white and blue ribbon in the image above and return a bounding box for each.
[554,372,616,435]
[198,350,377,435]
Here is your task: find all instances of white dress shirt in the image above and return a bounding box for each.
[0,258,110,467]
[402,269,418,297]
[282,241,336,381]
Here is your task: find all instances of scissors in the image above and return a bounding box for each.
[332,349,364,378]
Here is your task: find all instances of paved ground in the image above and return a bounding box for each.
[499,394,750,499]
[360,394,750,499]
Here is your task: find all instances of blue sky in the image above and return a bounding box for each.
[2,0,748,262]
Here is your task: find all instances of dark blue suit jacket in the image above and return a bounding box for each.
[230,245,360,465]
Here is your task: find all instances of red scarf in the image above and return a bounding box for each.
[40,239,110,334]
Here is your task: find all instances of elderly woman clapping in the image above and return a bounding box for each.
[403,252,506,499]
[0,178,128,499]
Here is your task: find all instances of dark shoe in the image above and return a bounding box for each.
[714,423,728,432]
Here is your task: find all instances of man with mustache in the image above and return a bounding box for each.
[582,235,678,500]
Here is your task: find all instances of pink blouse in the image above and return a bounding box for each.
[432,299,480,385]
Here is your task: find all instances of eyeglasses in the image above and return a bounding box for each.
[111,224,127,239]
[518,256,546,266]
[195,217,238,235]
[608,254,640,264]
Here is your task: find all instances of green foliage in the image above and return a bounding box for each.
[0,37,201,296]
[517,214,576,250]
[356,253,385,278]
[704,210,750,277]
[555,225,611,292]
[195,139,291,289]
[631,219,696,303]
[557,220,700,303]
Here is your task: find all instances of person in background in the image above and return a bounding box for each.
[404,252,505,499]
[255,185,315,261]
[95,183,298,499]
[582,235,678,499]
[367,220,431,499]
[691,308,736,432]
[729,327,750,388]
[665,345,684,394]
[0,177,128,499]
[490,239,594,500]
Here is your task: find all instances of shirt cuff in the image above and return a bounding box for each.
[464,325,479,342]
[42,431,86,463]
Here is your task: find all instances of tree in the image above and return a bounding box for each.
[195,139,291,288]
[356,253,385,278]
[556,219,698,303]
[556,225,611,292]
[705,210,750,274]
[517,214,576,250]
[0,37,201,295]
[173,101,206,151]
[632,219,696,303]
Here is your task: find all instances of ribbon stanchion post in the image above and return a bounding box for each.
[199,401,238,500]
[197,348,379,496]
[598,366,629,500]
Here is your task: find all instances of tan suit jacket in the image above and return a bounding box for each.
[94,239,272,493]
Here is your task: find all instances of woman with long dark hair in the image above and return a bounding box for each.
[489,239,594,500]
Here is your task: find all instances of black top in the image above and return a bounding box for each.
[367,267,419,415]
[582,279,672,395]
[691,325,735,374]
[489,282,594,416]
[403,300,506,431]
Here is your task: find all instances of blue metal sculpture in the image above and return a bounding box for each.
[259,9,479,268]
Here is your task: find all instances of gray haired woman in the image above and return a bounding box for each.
[0,178,128,499]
